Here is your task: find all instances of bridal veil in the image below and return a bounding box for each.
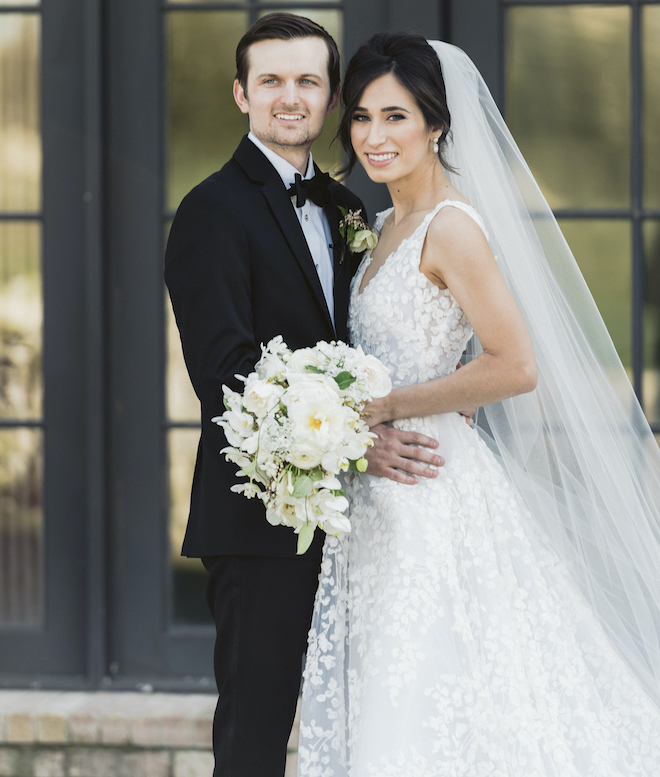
[428,40,660,704]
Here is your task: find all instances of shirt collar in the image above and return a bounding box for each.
[248,132,314,189]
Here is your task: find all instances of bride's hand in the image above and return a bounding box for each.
[362,397,391,429]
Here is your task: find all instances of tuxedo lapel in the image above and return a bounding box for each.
[234,137,333,332]
[323,188,350,342]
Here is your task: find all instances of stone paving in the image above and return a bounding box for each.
[0,690,301,776]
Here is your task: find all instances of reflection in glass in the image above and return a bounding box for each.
[0,222,42,420]
[507,7,630,210]
[0,1,39,6]
[167,11,249,212]
[166,288,199,422]
[644,6,660,209]
[0,428,42,625]
[257,9,344,176]
[559,220,631,370]
[168,429,211,624]
[0,14,41,211]
[644,221,660,424]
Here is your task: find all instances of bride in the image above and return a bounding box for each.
[297,33,660,776]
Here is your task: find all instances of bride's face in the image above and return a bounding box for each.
[350,73,438,184]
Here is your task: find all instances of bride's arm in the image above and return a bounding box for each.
[364,207,537,427]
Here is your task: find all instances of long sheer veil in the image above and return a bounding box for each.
[429,40,660,704]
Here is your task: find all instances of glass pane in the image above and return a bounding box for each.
[0,1,39,6]
[507,6,630,210]
[559,220,631,370]
[257,9,344,175]
[0,221,42,419]
[166,11,249,212]
[0,427,43,625]
[168,428,211,625]
[644,221,660,423]
[166,288,199,422]
[644,6,660,209]
[0,14,41,211]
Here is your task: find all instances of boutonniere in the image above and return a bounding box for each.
[337,206,378,262]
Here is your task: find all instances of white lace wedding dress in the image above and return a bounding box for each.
[298,201,660,777]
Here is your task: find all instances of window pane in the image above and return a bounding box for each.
[644,6,660,209]
[644,220,660,423]
[166,11,249,212]
[166,289,199,422]
[168,428,211,625]
[0,221,42,420]
[0,1,39,6]
[257,9,344,175]
[507,6,630,210]
[0,14,41,211]
[0,427,43,626]
[559,220,631,370]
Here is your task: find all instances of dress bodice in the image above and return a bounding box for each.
[348,200,488,388]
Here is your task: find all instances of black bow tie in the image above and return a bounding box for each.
[287,171,332,208]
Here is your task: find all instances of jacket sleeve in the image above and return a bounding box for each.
[164,185,260,412]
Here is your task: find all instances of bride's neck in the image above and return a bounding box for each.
[386,161,452,223]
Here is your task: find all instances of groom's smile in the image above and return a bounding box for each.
[233,36,340,173]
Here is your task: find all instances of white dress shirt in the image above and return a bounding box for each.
[248,132,335,328]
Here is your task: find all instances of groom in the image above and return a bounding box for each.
[165,13,443,776]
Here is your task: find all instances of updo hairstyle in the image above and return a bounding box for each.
[339,32,455,175]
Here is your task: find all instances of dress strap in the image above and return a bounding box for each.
[423,200,489,241]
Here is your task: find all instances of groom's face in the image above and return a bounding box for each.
[233,37,339,157]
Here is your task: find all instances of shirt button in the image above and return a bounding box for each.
[305,214,309,221]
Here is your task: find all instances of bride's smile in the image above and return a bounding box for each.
[350,72,440,186]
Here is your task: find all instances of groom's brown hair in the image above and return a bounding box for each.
[235,13,341,97]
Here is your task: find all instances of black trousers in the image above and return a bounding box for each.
[202,554,322,777]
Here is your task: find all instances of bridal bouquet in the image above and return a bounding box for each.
[212,337,391,554]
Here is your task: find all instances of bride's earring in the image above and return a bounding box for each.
[433,137,440,154]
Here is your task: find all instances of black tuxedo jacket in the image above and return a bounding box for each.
[165,136,365,558]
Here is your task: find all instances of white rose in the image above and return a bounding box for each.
[286,348,327,376]
[349,229,378,254]
[243,374,284,417]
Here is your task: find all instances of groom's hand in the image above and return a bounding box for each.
[365,425,444,485]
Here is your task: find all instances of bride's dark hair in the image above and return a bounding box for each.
[339,32,455,175]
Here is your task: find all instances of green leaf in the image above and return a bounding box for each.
[292,476,313,498]
[337,204,347,217]
[241,459,258,475]
[305,365,324,374]
[334,371,357,390]
[296,523,315,555]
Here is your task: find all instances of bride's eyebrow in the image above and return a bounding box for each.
[381,106,410,113]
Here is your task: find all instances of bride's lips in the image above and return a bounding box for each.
[364,152,398,167]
